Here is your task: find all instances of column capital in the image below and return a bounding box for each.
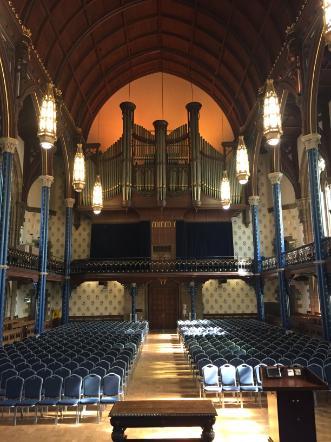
[120,101,136,113]
[248,195,260,206]
[301,133,321,151]
[131,282,137,288]
[0,137,18,154]
[40,175,54,187]
[65,198,75,208]
[186,102,202,113]
[189,281,195,288]
[268,172,283,185]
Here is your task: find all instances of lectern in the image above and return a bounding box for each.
[261,366,328,442]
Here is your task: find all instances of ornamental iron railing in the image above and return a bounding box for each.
[70,257,253,274]
[8,248,64,275]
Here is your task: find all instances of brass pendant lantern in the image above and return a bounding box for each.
[236,136,250,185]
[92,174,103,215]
[220,170,231,210]
[263,79,282,146]
[73,144,86,192]
[38,83,57,150]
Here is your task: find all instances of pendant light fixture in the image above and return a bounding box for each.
[38,83,57,150]
[73,143,86,192]
[220,170,231,210]
[263,79,282,146]
[236,135,250,185]
[92,174,103,215]
[323,0,331,48]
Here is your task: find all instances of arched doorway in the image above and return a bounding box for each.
[148,280,179,330]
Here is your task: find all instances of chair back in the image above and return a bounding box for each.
[81,360,94,371]
[63,374,82,398]
[23,375,43,400]
[202,364,219,386]
[220,364,236,386]
[54,367,71,380]
[37,368,53,381]
[43,375,63,399]
[1,368,18,388]
[307,363,324,380]
[73,367,89,378]
[229,358,244,367]
[261,357,276,366]
[91,366,106,378]
[83,374,101,397]
[5,376,24,400]
[103,373,121,396]
[237,364,254,385]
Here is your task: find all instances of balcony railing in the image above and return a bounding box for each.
[285,243,315,266]
[261,256,277,271]
[8,248,64,275]
[71,257,253,275]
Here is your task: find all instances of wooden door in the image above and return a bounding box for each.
[148,281,179,330]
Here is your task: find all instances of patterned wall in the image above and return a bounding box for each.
[70,281,125,316]
[232,214,253,259]
[202,279,256,314]
[72,217,91,259]
[258,156,275,258]
[283,207,304,247]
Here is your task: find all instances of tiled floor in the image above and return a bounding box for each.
[0,332,330,442]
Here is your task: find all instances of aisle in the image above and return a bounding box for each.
[126,332,196,400]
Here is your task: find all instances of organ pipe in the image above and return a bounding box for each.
[186,102,202,206]
[120,102,136,206]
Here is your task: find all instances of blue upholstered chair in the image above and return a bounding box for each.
[80,374,102,422]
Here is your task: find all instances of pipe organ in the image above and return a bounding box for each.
[80,102,243,210]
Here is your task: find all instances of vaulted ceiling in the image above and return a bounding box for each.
[13,0,309,137]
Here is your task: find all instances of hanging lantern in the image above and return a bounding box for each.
[92,175,103,215]
[323,0,331,48]
[236,136,250,185]
[220,170,231,210]
[38,83,57,149]
[73,144,86,192]
[263,79,282,146]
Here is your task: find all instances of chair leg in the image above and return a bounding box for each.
[240,392,243,408]
[35,407,38,424]
[13,408,17,426]
[76,406,79,425]
[55,406,59,425]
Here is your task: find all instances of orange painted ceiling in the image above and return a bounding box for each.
[13,0,309,137]
[87,73,233,150]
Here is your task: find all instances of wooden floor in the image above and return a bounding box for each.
[0,332,330,441]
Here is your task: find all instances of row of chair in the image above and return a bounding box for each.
[201,363,261,407]
[0,372,122,425]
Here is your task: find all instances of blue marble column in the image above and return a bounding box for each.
[61,198,75,325]
[189,281,197,320]
[268,172,290,329]
[248,195,265,321]
[302,133,331,341]
[35,175,54,335]
[0,138,18,344]
[130,283,137,322]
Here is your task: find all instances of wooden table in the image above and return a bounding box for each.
[109,399,217,441]
[261,367,328,442]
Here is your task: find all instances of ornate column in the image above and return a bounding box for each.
[189,281,197,320]
[268,172,290,329]
[35,175,54,335]
[0,137,18,344]
[130,283,137,322]
[248,195,265,321]
[61,198,75,324]
[120,102,136,207]
[153,120,168,207]
[302,133,331,341]
[186,102,202,207]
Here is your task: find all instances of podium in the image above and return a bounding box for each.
[261,366,328,442]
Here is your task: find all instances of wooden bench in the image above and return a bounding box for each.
[109,399,217,441]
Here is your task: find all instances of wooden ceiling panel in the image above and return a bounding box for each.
[12,0,309,134]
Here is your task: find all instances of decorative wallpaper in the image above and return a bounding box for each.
[70,281,125,316]
[258,157,275,258]
[283,207,304,248]
[263,279,278,302]
[72,217,91,259]
[202,279,256,314]
[232,214,253,259]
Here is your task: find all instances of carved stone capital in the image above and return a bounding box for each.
[268,172,283,185]
[248,195,260,206]
[301,133,321,151]
[65,198,75,208]
[0,137,18,154]
[40,175,54,188]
